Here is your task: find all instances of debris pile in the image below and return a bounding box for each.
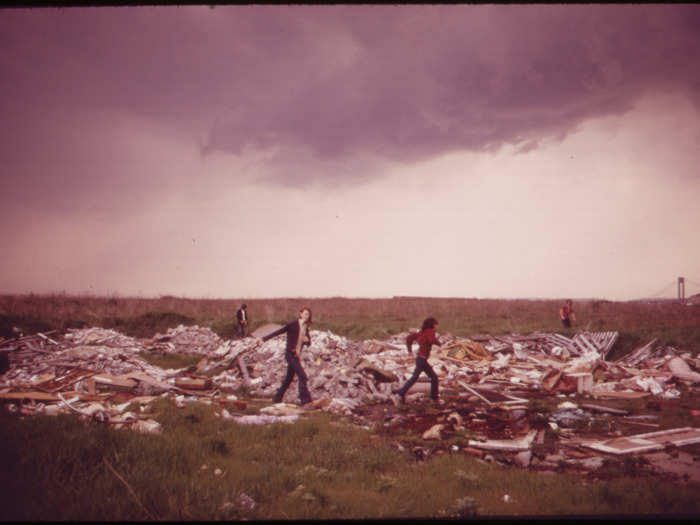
[147,324,224,356]
[1,324,699,480]
[2,326,698,412]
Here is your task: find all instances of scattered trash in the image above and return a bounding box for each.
[238,492,256,510]
[233,414,300,425]
[0,323,697,481]
[422,424,445,440]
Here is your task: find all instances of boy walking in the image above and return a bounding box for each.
[394,317,442,405]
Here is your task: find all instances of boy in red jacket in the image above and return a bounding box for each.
[394,317,442,405]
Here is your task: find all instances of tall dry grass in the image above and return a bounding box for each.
[1,294,698,354]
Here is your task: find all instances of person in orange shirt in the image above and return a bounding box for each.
[394,317,442,405]
[560,299,576,328]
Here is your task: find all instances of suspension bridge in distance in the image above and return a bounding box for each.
[639,276,700,303]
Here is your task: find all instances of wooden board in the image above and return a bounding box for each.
[458,381,528,405]
[584,427,700,455]
[251,323,283,339]
[590,391,650,400]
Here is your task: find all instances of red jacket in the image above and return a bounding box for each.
[406,328,441,359]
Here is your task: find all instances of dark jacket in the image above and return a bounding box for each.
[236,308,248,323]
[262,320,311,353]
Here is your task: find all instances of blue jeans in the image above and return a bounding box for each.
[273,351,311,405]
[397,356,439,400]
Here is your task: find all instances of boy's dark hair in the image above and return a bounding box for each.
[421,317,438,330]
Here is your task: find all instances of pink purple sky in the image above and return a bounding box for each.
[1,5,700,300]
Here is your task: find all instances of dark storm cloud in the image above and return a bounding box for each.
[201,5,700,167]
[1,5,700,183]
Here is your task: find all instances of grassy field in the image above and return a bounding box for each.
[1,293,699,359]
[1,399,698,520]
[1,293,699,519]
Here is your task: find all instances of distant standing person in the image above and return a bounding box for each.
[236,304,249,338]
[560,299,576,328]
[256,306,313,406]
[394,317,443,405]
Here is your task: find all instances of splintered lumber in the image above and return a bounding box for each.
[615,339,657,366]
[581,403,628,415]
[468,430,537,451]
[0,391,61,401]
[93,374,138,391]
[457,381,527,405]
[37,332,60,345]
[121,372,174,392]
[591,331,619,358]
[583,427,700,455]
[174,376,212,390]
[34,368,96,393]
[590,391,650,400]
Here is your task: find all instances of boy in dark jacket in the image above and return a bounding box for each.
[394,317,442,405]
[236,304,249,338]
[256,307,313,406]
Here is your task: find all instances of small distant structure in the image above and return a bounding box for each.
[678,277,685,302]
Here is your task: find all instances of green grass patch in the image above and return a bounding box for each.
[2,400,699,520]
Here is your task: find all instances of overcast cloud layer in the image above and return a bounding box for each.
[1,5,699,300]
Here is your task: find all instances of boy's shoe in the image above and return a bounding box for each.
[432,398,444,406]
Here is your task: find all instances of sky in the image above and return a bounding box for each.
[1,4,700,301]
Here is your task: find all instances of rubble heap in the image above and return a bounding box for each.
[147,324,224,356]
[1,324,698,428]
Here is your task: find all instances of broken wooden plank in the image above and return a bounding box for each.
[615,339,657,365]
[120,371,174,392]
[93,374,138,391]
[583,427,700,455]
[580,403,629,415]
[34,368,96,393]
[237,355,251,386]
[37,332,60,345]
[590,391,650,400]
[0,391,61,401]
[174,376,212,390]
[457,381,528,405]
[468,430,537,451]
[572,333,600,355]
